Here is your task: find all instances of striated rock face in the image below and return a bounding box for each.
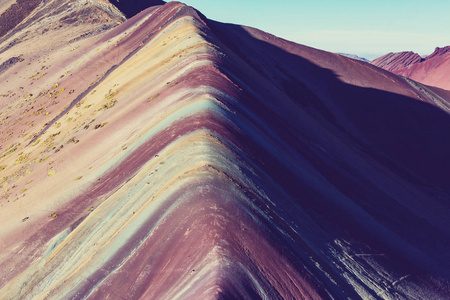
[372,47,450,90]
[395,46,450,90]
[425,45,450,60]
[0,2,450,299]
[371,51,423,72]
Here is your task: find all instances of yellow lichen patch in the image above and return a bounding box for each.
[29,72,46,81]
[94,122,108,129]
[47,169,56,176]
[147,93,159,102]
[89,75,102,86]
[96,89,119,111]
[25,133,38,142]
[34,155,50,163]
[67,137,79,144]
[76,99,85,108]
[31,139,41,146]
[31,107,48,116]
[15,153,29,165]
[1,143,19,158]
[42,134,58,149]
[0,165,31,185]
[48,88,65,99]
[81,119,96,130]
[99,99,117,110]
[105,89,118,100]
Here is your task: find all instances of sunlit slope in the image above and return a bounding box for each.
[0,2,449,299]
[0,3,324,299]
[372,47,450,90]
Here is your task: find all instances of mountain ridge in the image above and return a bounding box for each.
[0,2,449,299]
[337,53,370,63]
[371,51,423,71]
[372,46,450,90]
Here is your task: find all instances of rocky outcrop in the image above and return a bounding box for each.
[0,55,23,75]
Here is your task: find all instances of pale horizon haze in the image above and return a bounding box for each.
[180,0,450,60]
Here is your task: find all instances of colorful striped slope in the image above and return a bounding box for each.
[0,2,449,299]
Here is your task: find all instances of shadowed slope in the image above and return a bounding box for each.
[0,2,449,299]
[207,20,450,297]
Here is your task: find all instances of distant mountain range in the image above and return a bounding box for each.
[337,53,370,63]
[0,1,449,299]
[372,46,450,90]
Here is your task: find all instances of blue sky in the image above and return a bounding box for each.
[180,0,450,60]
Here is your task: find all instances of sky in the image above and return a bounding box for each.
[180,0,450,60]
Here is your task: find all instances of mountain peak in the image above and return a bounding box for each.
[0,0,127,54]
[425,45,450,60]
[0,0,166,43]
